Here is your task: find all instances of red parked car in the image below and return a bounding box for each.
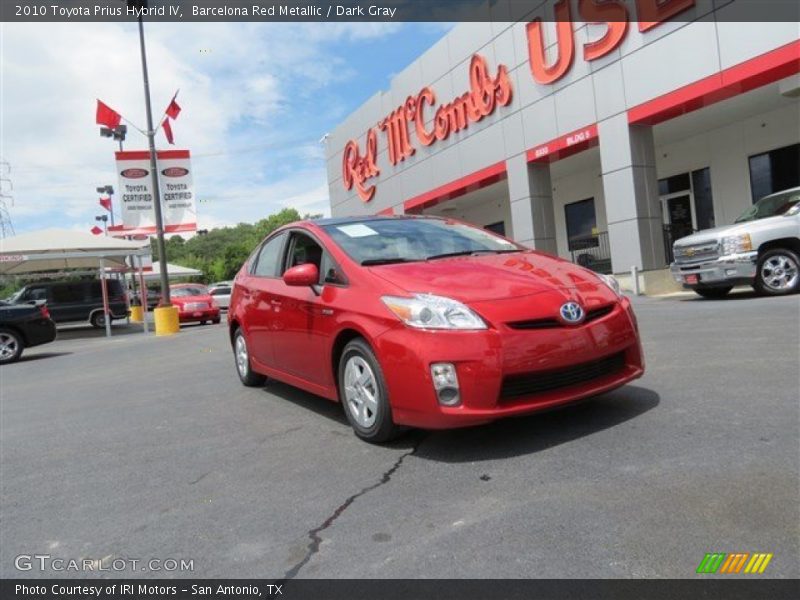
[228,216,644,443]
[170,284,220,325]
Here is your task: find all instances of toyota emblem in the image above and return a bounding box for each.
[559,302,585,324]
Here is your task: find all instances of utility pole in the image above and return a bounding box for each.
[136,12,171,306]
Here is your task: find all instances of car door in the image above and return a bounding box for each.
[270,230,343,388]
[238,231,288,368]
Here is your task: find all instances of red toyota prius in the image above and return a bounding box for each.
[228,216,644,443]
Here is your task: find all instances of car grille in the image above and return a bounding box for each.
[673,241,719,265]
[507,304,615,330]
[499,352,627,400]
[185,302,208,310]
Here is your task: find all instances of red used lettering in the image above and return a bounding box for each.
[636,0,695,32]
[526,0,575,84]
[579,0,629,61]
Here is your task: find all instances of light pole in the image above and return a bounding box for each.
[100,124,127,152]
[96,184,116,226]
[95,214,109,236]
[134,5,171,306]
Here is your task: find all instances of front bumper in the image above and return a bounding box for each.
[670,252,757,287]
[374,298,644,429]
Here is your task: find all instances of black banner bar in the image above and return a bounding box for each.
[2,0,799,23]
[2,579,800,600]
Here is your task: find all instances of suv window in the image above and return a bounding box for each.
[253,232,287,277]
[51,284,83,303]
[24,287,48,302]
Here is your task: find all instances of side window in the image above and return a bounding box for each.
[24,287,48,302]
[285,233,324,274]
[51,284,83,303]
[320,253,346,285]
[253,232,287,278]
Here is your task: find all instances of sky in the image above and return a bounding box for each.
[0,21,451,235]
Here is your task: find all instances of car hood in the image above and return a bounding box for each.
[673,216,788,246]
[367,251,615,303]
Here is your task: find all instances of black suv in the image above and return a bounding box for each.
[9,280,128,328]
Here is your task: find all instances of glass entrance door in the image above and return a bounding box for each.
[664,194,694,240]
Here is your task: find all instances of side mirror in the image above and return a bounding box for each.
[283,263,319,287]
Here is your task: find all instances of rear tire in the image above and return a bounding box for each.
[694,286,733,299]
[90,312,107,328]
[212,318,221,325]
[0,328,24,365]
[233,328,266,387]
[754,248,800,296]
[338,338,401,443]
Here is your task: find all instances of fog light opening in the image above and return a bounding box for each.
[431,363,461,406]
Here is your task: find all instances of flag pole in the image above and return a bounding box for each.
[137,14,171,306]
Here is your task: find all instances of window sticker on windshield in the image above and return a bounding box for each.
[337,224,379,238]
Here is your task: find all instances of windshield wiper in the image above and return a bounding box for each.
[361,257,418,266]
[426,249,520,261]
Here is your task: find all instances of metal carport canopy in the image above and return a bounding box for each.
[0,229,151,337]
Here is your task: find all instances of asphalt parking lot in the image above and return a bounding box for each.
[1,291,798,579]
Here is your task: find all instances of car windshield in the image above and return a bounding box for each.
[322,218,521,265]
[6,290,22,303]
[734,190,800,223]
[171,286,207,297]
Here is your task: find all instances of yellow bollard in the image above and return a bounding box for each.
[130,305,144,323]
[154,306,180,336]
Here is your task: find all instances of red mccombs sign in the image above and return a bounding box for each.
[342,0,696,201]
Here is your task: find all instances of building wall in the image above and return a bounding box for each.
[327,14,797,215]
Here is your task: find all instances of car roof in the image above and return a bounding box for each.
[761,186,800,200]
[308,214,440,227]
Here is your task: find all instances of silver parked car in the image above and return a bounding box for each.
[670,187,800,298]
[208,283,232,309]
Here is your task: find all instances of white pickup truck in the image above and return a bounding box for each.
[670,187,800,298]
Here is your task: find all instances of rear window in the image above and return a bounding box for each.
[210,287,231,295]
[172,286,208,297]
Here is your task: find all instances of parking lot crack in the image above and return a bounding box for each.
[281,436,423,580]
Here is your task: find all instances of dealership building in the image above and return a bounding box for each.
[324,4,799,293]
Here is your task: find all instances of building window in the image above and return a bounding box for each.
[484,221,505,236]
[749,143,800,203]
[691,168,715,230]
[564,198,597,251]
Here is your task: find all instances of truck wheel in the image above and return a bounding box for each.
[694,287,733,299]
[90,312,108,328]
[0,328,24,364]
[755,248,800,296]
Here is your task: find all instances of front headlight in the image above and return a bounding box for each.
[381,294,487,330]
[721,234,752,256]
[597,273,622,297]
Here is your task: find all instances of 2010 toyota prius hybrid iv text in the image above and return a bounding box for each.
[227,216,644,443]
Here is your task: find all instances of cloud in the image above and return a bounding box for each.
[0,21,442,239]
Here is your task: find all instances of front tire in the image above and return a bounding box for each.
[755,248,800,296]
[0,328,24,365]
[90,312,108,328]
[338,338,401,443]
[694,286,733,299]
[233,328,266,387]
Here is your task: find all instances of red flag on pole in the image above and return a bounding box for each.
[99,197,112,211]
[165,95,181,120]
[96,100,122,129]
[91,226,103,235]
[162,119,175,145]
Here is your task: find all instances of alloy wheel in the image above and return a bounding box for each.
[235,334,249,378]
[0,333,19,361]
[761,254,799,292]
[343,355,379,428]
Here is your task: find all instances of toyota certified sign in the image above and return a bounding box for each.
[115,150,196,234]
